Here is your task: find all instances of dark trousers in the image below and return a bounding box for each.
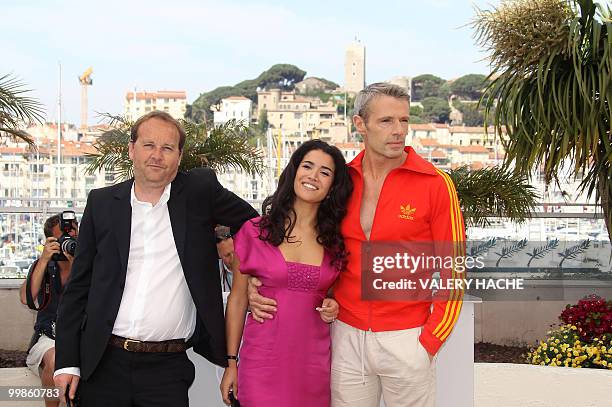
[79,345,196,407]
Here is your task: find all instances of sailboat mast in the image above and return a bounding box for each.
[57,62,62,199]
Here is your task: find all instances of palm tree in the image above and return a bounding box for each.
[472,0,612,241]
[85,114,265,180]
[0,74,45,145]
[448,165,538,227]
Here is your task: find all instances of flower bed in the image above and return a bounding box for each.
[528,295,612,369]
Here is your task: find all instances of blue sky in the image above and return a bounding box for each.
[3,0,498,124]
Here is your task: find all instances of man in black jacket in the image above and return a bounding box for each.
[54,111,257,406]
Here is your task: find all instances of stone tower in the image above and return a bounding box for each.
[344,40,365,94]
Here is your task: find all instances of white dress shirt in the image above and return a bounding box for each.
[56,183,197,378]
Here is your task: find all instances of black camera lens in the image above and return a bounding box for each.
[54,234,77,260]
[61,238,77,256]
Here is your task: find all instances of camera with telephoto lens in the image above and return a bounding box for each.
[52,211,77,261]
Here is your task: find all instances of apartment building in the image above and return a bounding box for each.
[211,96,252,126]
[0,139,111,208]
[124,90,187,120]
[257,89,346,138]
[312,120,350,144]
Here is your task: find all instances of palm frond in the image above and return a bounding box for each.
[0,74,45,145]
[182,119,264,176]
[447,165,538,227]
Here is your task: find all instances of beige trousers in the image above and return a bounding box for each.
[331,321,436,407]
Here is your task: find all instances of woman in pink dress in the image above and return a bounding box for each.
[220,140,353,406]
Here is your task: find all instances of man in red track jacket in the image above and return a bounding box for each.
[249,83,465,407]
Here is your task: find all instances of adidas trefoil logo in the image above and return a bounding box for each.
[399,204,416,220]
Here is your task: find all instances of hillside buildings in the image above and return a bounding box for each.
[256,89,348,143]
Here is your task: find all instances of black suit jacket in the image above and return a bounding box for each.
[55,168,258,380]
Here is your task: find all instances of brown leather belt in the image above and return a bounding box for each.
[109,334,187,353]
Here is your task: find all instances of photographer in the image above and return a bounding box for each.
[19,212,78,407]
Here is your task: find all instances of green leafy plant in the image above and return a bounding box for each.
[447,165,538,227]
[472,0,612,242]
[85,114,265,181]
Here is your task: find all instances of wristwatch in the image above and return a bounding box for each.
[215,231,232,243]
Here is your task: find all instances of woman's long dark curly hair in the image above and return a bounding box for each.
[256,139,353,270]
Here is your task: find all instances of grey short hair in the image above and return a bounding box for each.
[354,82,410,122]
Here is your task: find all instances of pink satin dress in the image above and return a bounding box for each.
[233,218,339,407]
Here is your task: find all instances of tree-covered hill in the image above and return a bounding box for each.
[186,64,306,122]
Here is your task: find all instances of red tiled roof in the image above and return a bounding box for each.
[416,138,441,147]
[458,145,490,153]
[409,124,436,131]
[0,147,27,154]
[430,149,447,158]
[1,141,98,157]
[438,144,458,149]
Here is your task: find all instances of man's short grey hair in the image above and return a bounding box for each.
[354,82,411,122]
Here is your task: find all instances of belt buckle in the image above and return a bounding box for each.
[123,338,141,351]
